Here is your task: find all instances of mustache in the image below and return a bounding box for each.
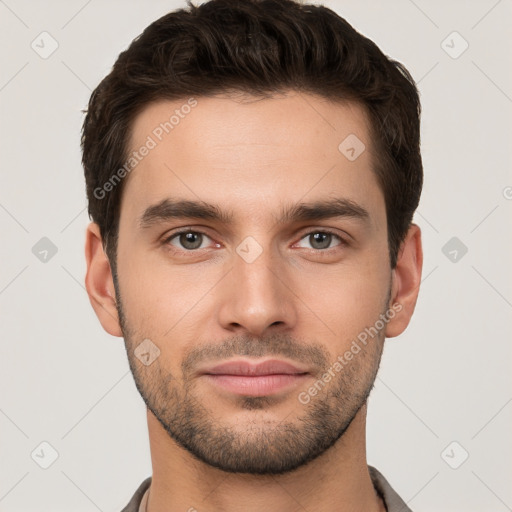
[181,333,330,376]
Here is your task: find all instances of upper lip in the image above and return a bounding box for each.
[201,359,309,376]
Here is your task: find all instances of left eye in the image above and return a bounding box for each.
[296,231,343,250]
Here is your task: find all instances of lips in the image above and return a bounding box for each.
[202,359,309,377]
[200,359,310,397]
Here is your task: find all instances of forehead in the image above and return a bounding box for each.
[120,92,384,226]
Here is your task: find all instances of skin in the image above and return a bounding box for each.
[85,91,422,512]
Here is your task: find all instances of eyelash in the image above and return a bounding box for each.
[162,228,348,255]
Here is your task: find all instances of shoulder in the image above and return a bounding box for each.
[368,465,413,512]
[120,476,152,512]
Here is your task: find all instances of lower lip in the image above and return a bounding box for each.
[203,374,309,396]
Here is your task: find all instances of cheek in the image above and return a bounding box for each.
[116,244,172,333]
[296,256,390,347]
[117,245,217,348]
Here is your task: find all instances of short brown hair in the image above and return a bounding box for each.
[82,0,422,269]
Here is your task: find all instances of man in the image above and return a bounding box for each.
[82,0,423,510]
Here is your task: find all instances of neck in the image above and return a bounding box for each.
[145,404,385,512]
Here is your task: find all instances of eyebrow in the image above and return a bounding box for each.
[138,197,370,229]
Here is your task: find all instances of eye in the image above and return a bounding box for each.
[162,228,347,255]
[295,230,345,250]
[165,230,214,251]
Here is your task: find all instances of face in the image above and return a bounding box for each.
[112,92,394,474]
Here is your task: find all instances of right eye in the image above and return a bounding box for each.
[163,230,217,252]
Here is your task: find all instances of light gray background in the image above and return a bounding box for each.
[1,0,511,510]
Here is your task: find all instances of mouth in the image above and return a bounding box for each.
[199,359,310,397]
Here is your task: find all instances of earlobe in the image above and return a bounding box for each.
[385,223,423,339]
[84,222,123,337]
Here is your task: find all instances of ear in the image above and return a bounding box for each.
[84,222,122,337]
[385,223,423,338]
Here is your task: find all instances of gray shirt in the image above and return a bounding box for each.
[121,465,412,512]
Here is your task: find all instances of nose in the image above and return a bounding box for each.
[217,244,298,337]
